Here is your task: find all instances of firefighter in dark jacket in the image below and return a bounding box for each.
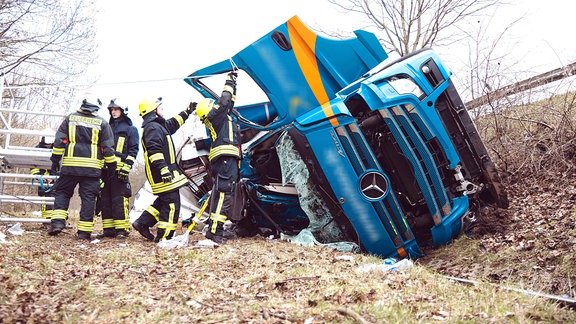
[48,93,116,240]
[30,135,55,221]
[131,98,195,242]
[98,99,139,238]
[194,71,241,244]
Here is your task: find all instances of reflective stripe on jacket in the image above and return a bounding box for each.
[141,110,189,194]
[51,109,115,177]
[110,114,139,169]
[204,80,241,161]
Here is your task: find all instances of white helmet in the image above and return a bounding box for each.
[82,92,102,112]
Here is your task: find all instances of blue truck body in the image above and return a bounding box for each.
[182,16,508,259]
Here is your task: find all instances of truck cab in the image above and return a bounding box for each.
[181,15,508,259]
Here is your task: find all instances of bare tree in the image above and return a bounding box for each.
[326,0,502,56]
[0,0,96,86]
[0,0,97,143]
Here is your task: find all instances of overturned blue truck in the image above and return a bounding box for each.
[180,16,508,259]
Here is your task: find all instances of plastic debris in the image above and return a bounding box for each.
[0,231,9,244]
[7,223,24,235]
[194,239,218,248]
[335,255,355,262]
[281,229,360,253]
[357,257,413,272]
[157,233,189,249]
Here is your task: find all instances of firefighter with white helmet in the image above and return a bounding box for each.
[48,93,116,239]
[131,97,196,242]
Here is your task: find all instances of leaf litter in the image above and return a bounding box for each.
[0,176,575,322]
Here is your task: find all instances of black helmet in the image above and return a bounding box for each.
[108,98,128,115]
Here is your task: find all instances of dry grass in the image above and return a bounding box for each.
[2,92,576,323]
[0,215,574,323]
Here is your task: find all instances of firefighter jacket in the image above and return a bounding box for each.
[204,78,241,161]
[51,107,116,177]
[109,114,139,170]
[141,110,190,194]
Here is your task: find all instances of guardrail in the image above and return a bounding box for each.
[465,62,576,110]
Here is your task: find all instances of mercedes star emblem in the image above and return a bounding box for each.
[359,171,389,200]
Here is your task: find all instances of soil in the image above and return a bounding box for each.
[420,174,576,298]
[0,174,574,323]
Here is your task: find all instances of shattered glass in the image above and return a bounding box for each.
[277,132,360,253]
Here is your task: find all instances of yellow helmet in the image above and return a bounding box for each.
[138,97,162,117]
[196,98,215,119]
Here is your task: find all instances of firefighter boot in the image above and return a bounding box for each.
[96,228,117,239]
[77,230,92,240]
[154,227,175,243]
[132,220,154,241]
[205,219,227,244]
[48,220,65,236]
[223,221,239,240]
[116,229,129,239]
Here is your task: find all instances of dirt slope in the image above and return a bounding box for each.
[420,175,576,298]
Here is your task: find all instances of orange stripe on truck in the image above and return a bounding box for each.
[287,16,339,127]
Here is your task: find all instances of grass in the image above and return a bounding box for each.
[0,219,574,323]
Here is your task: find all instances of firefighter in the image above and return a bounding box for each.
[98,99,139,239]
[30,135,56,222]
[48,93,116,240]
[131,97,195,242]
[193,71,241,244]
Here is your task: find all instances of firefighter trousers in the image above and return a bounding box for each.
[136,189,181,242]
[52,175,100,233]
[208,156,239,233]
[101,175,131,232]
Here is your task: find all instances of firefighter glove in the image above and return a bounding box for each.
[160,166,173,183]
[187,102,197,115]
[226,71,238,83]
[117,163,131,181]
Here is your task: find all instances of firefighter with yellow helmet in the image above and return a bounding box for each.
[131,97,196,242]
[193,71,241,243]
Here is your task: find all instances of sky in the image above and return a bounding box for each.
[85,0,349,122]
[84,0,575,127]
